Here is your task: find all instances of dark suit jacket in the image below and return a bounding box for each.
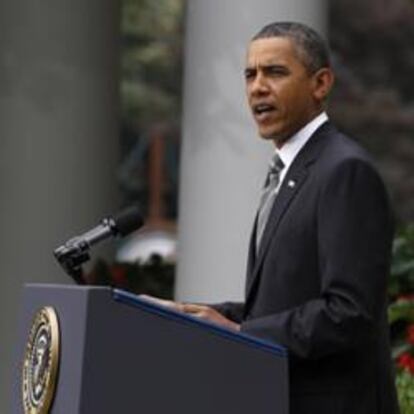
[213,122,399,414]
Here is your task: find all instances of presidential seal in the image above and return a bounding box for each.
[22,307,60,414]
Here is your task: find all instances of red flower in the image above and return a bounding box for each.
[397,294,414,301]
[398,353,414,374]
[407,324,414,346]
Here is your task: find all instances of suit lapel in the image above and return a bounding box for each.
[246,215,258,277]
[245,122,333,305]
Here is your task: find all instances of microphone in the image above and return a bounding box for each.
[54,205,143,283]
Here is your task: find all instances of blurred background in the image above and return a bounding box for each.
[1,0,414,411]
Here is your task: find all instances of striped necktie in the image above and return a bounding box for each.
[256,154,284,253]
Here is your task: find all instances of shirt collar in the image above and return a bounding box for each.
[276,112,328,171]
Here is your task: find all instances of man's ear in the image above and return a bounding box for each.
[312,67,334,102]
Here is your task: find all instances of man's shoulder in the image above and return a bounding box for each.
[309,122,388,194]
[316,122,374,167]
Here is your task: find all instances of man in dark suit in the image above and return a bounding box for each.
[145,22,399,413]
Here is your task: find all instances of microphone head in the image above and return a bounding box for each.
[112,205,144,236]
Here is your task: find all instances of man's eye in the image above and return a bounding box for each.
[244,70,255,80]
[268,68,287,76]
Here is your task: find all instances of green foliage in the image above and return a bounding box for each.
[397,369,414,414]
[119,0,183,221]
[389,300,414,327]
[389,225,414,299]
[121,0,184,126]
[389,225,414,412]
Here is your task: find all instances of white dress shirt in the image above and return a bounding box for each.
[274,111,328,192]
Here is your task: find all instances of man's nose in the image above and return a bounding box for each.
[250,72,269,95]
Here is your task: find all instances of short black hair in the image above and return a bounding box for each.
[252,22,331,74]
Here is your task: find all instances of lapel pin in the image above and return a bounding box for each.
[287,180,296,188]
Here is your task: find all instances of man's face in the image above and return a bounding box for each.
[245,36,326,146]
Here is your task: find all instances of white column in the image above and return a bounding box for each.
[176,0,327,302]
[0,0,119,409]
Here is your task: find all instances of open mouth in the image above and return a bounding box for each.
[253,103,277,119]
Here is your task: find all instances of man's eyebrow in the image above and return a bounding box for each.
[262,64,289,71]
[244,63,289,72]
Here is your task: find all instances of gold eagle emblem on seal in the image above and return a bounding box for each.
[22,307,60,414]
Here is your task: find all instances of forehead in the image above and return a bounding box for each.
[245,37,302,68]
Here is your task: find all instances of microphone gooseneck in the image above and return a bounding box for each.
[53,205,143,283]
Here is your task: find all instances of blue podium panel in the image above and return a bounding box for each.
[12,284,288,414]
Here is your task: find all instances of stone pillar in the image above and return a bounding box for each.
[176,0,327,302]
[0,0,120,409]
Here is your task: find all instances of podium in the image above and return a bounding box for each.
[12,284,288,413]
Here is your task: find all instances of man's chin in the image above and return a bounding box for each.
[258,129,288,147]
[258,134,275,141]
